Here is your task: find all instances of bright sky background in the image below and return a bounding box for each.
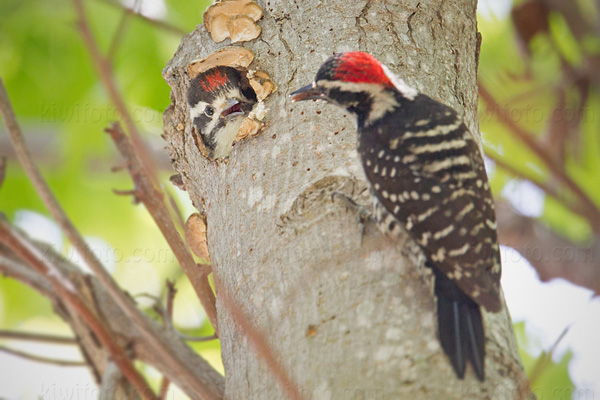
[499,178,600,396]
[479,0,600,395]
[1,0,599,398]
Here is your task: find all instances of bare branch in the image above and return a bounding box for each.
[496,200,600,294]
[0,156,6,188]
[99,361,127,400]
[0,345,87,367]
[0,254,54,296]
[72,0,160,186]
[0,219,156,399]
[479,83,600,232]
[0,231,225,399]
[0,80,223,399]
[485,148,585,217]
[181,334,218,342]
[107,0,141,60]
[165,280,176,321]
[0,330,77,345]
[158,281,177,400]
[106,122,218,332]
[97,0,188,37]
[158,376,171,400]
[112,188,140,201]
[528,326,571,387]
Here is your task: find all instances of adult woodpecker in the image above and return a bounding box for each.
[188,66,257,158]
[291,52,502,381]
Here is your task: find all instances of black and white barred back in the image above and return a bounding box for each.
[358,91,501,313]
[292,52,503,381]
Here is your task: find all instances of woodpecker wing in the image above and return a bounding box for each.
[358,93,502,312]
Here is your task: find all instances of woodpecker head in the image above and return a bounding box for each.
[188,66,257,158]
[291,52,418,126]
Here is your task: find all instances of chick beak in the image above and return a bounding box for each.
[221,98,247,118]
[290,83,327,102]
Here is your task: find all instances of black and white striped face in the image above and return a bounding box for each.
[291,52,418,127]
[187,66,257,158]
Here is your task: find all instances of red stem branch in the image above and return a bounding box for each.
[0,79,223,400]
[106,123,219,332]
[0,220,156,399]
[72,0,159,186]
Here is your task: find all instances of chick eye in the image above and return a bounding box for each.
[204,106,215,117]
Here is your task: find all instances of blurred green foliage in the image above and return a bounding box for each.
[514,322,574,400]
[479,8,600,243]
[1,0,590,397]
[0,0,219,381]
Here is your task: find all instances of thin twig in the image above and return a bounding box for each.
[0,254,54,297]
[72,0,159,186]
[0,156,6,188]
[158,281,176,400]
[112,188,139,200]
[107,0,141,60]
[181,334,218,342]
[1,239,225,399]
[479,83,600,231]
[484,148,585,217]
[0,330,77,345]
[165,280,176,321]
[0,80,223,400]
[106,123,219,332]
[527,325,571,387]
[0,220,156,399]
[216,280,304,400]
[97,0,188,36]
[75,0,187,257]
[0,345,87,367]
[0,79,151,396]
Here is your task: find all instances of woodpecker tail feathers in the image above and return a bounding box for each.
[432,264,485,381]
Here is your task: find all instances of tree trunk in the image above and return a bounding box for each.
[162,0,530,398]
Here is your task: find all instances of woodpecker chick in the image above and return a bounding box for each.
[188,66,257,158]
[292,52,502,381]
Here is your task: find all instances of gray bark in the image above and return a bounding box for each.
[162,0,529,399]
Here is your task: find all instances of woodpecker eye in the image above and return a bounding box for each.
[204,106,215,117]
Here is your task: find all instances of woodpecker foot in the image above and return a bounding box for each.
[331,191,375,244]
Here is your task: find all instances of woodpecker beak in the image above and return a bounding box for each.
[221,98,248,118]
[290,83,327,102]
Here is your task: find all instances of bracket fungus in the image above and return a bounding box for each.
[204,0,263,43]
[187,47,255,79]
[185,213,210,262]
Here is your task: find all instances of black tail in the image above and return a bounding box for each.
[432,266,485,381]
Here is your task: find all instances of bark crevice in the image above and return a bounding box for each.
[162,1,530,398]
